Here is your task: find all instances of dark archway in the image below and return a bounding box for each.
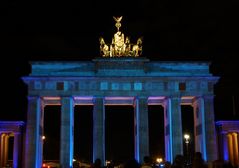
[43,105,61,161]
[74,105,93,163]
[181,105,195,165]
[105,105,134,165]
[148,105,165,161]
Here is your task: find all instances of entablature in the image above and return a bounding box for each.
[0,121,25,134]
[24,76,218,96]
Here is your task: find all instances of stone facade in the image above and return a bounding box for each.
[22,57,219,168]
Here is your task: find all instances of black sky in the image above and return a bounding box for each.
[1,0,239,121]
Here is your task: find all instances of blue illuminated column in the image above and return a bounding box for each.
[13,132,21,168]
[60,97,74,168]
[134,97,149,163]
[168,96,183,160]
[163,98,172,162]
[193,97,207,161]
[25,96,43,168]
[93,97,105,165]
[222,132,229,161]
[204,95,218,161]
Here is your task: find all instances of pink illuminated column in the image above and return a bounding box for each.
[25,96,43,168]
[60,97,74,168]
[93,97,105,164]
[134,97,149,163]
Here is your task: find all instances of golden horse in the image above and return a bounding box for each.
[132,38,143,57]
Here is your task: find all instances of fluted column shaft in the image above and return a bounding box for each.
[163,99,172,162]
[60,97,74,168]
[232,133,239,167]
[193,97,207,161]
[13,133,22,168]
[0,133,4,167]
[25,96,42,168]
[204,95,218,161]
[93,97,105,165]
[168,96,183,160]
[134,97,149,163]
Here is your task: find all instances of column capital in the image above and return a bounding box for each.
[227,132,232,137]
[93,96,104,103]
[60,96,73,99]
[27,96,40,100]
[133,96,148,107]
[162,98,169,107]
[61,96,74,105]
[203,94,215,99]
[134,96,148,100]
[93,96,104,99]
[220,131,229,135]
[167,95,181,99]
[13,132,21,135]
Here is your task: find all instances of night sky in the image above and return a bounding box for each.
[1,0,239,163]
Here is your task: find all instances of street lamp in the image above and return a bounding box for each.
[184,134,190,166]
[156,157,163,164]
[184,134,190,144]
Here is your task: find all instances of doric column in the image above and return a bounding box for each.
[134,97,149,163]
[0,133,4,167]
[3,134,9,167]
[25,96,42,168]
[193,97,207,161]
[222,132,229,161]
[1,134,9,167]
[93,97,105,165]
[163,98,172,162]
[232,133,239,167]
[60,97,74,168]
[227,133,234,166]
[168,96,183,160]
[204,95,218,161]
[13,133,22,168]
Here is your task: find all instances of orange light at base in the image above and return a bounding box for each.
[156,158,163,163]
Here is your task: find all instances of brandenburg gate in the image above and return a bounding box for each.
[23,17,219,168]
